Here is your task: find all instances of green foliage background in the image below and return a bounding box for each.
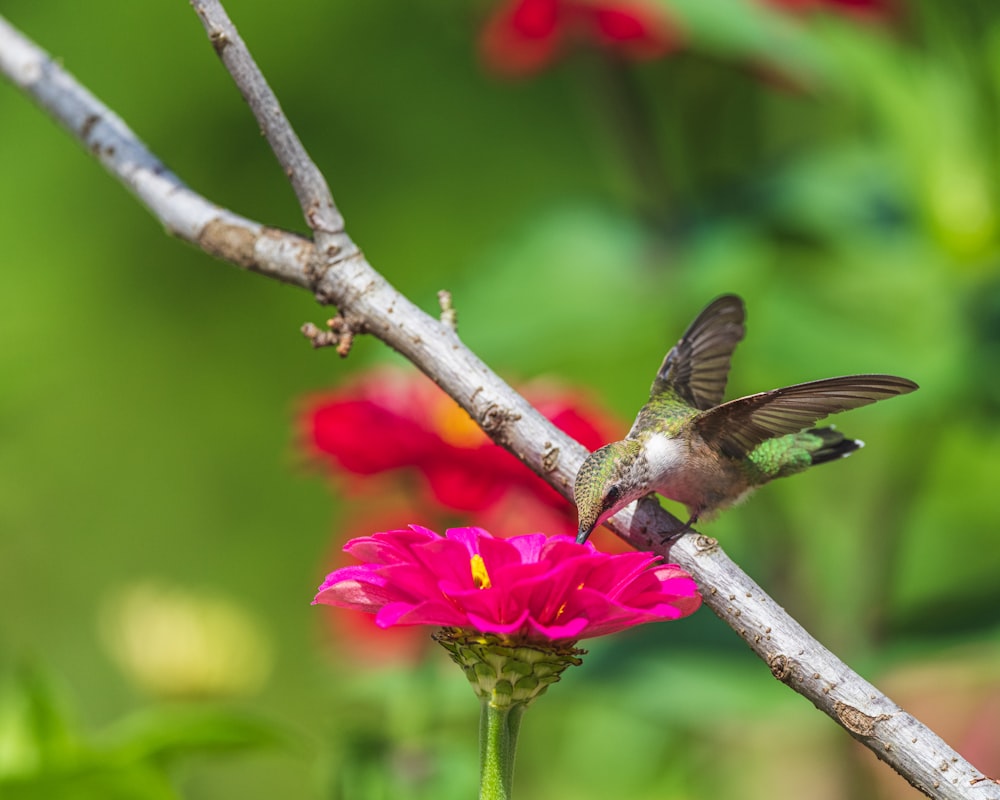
[1,1,999,797]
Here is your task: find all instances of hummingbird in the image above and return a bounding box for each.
[574,294,918,544]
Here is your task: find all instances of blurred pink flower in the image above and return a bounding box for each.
[480,0,679,76]
[313,525,701,644]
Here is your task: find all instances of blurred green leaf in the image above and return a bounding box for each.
[98,706,287,766]
[0,665,286,800]
[0,763,177,800]
[657,0,833,83]
[815,14,1000,261]
[4,664,79,772]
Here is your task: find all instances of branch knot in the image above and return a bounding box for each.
[301,312,366,357]
[768,653,793,683]
[834,701,891,738]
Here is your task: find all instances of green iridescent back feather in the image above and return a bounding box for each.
[745,426,860,483]
[628,390,698,438]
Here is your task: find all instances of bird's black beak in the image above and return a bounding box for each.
[576,526,593,545]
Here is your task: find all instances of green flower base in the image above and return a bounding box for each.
[433,628,585,708]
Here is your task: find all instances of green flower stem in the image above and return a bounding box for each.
[433,629,585,800]
[479,698,525,800]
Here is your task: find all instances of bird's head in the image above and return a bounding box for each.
[573,440,643,544]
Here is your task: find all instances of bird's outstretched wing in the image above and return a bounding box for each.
[693,374,919,460]
[650,294,746,411]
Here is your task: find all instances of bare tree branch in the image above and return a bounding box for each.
[0,16,315,289]
[0,9,995,798]
[189,1,354,260]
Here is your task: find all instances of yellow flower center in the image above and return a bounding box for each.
[434,401,487,448]
[470,554,492,589]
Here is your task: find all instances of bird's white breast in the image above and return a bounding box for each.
[642,433,686,478]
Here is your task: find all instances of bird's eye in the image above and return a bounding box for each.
[604,485,621,509]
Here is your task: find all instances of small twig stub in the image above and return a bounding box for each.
[438,289,457,330]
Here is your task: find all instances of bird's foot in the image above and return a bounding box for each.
[661,514,698,545]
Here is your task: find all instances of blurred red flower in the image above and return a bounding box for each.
[301,367,624,539]
[480,0,679,76]
[480,0,895,77]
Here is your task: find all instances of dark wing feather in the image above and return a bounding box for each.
[693,375,919,459]
[651,294,746,410]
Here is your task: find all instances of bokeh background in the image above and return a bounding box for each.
[2,0,999,797]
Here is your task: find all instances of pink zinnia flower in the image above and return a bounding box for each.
[313,526,701,644]
[316,526,701,792]
[480,0,679,76]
